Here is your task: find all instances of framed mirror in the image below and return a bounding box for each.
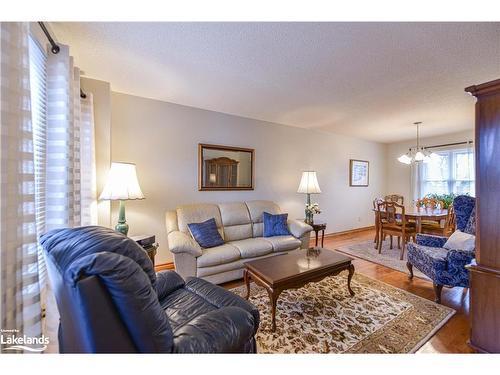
[198,143,254,191]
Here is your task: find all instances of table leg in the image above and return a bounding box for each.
[416,217,422,233]
[315,229,319,247]
[268,288,281,332]
[321,229,325,247]
[347,264,355,296]
[374,212,380,249]
[243,269,250,300]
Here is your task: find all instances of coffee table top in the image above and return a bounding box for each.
[244,248,353,286]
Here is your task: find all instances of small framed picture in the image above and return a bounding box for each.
[349,159,369,187]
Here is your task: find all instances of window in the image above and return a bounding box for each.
[28,35,48,287]
[421,146,475,197]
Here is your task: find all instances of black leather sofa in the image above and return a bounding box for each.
[40,226,259,353]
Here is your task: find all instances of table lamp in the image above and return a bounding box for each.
[297,171,321,223]
[99,162,145,235]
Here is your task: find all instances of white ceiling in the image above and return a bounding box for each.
[51,22,500,143]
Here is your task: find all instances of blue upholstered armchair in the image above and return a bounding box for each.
[40,226,260,353]
[406,195,476,303]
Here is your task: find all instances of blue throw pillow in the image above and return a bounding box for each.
[263,212,291,237]
[188,218,224,248]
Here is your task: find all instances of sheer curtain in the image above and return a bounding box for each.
[46,44,97,230]
[0,22,42,341]
[1,24,97,350]
[411,144,475,204]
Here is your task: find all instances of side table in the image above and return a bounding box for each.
[131,234,158,267]
[309,222,327,247]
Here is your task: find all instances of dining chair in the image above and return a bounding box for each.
[384,194,404,205]
[421,205,455,237]
[372,197,385,248]
[377,201,416,260]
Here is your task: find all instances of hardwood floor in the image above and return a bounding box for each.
[222,228,474,354]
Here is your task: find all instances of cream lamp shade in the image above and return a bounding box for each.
[297,171,321,194]
[99,162,145,200]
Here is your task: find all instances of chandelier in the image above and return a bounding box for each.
[397,122,437,164]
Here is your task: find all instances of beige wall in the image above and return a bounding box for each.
[386,130,474,207]
[110,92,388,264]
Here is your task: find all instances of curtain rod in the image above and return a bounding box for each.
[424,140,474,150]
[37,22,87,99]
[407,140,473,151]
[38,22,59,54]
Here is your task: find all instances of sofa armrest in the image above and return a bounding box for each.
[185,277,260,333]
[416,233,447,248]
[288,219,313,239]
[168,231,202,257]
[155,270,185,300]
[172,306,255,353]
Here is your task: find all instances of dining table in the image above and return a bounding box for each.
[372,208,449,249]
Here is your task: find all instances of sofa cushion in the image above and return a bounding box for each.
[263,235,302,252]
[223,223,253,242]
[219,202,251,226]
[197,243,241,268]
[252,222,264,238]
[229,238,273,259]
[218,202,253,241]
[188,218,224,249]
[159,287,216,332]
[177,203,224,239]
[407,243,449,281]
[263,212,291,237]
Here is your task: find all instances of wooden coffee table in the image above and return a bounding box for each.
[243,248,355,332]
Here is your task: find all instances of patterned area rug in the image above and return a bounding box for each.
[336,239,430,280]
[232,272,454,353]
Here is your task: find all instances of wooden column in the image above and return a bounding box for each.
[465,78,500,353]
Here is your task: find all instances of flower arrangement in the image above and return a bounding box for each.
[305,202,321,215]
[305,203,321,224]
[416,193,457,209]
[424,193,457,209]
[415,197,442,209]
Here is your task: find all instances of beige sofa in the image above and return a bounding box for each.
[165,200,313,284]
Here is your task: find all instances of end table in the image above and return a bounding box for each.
[131,234,158,266]
[309,222,327,247]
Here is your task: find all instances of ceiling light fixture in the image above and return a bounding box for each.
[397,122,437,165]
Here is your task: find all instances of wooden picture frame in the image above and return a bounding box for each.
[198,143,255,191]
[349,159,369,187]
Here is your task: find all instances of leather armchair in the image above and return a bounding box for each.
[40,226,259,353]
[406,195,476,303]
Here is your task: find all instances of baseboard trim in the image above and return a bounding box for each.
[155,226,374,272]
[155,262,175,272]
[322,226,375,238]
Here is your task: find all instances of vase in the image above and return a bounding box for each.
[305,211,314,224]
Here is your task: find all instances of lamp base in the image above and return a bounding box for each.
[115,222,129,236]
[116,200,129,236]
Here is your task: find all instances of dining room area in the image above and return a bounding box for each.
[337,128,477,299]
